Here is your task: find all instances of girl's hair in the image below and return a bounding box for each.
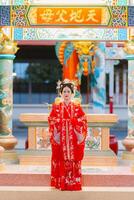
[60,83,74,94]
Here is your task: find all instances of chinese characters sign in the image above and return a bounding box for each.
[0,5,131,27]
[33,7,104,25]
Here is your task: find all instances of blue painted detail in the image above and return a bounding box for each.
[94,68,103,79]
[0,54,15,60]
[90,68,103,87]
[98,88,106,100]
[76,63,83,83]
[78,54,92,73]
[55,42,61,60]
[90,74,97,87]
[97,43,105,53]
[125,55,134,60]
[118,29,128,40]
[74,90,81,99]
[128,6,134,26]
[0,6,10,26]
[14,28,23,40]
[117,0,128,6]
[0,91,7,99]
[64,43,74,66]
[13,0,25,5]
[93,101,105,109]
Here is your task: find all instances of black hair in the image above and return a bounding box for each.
[60,83,74,94]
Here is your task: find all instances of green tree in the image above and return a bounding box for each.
[25,61,62,83]
[25,61,62,102]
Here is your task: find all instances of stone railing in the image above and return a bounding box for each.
[19,113,118,151]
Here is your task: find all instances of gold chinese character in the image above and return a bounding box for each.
[56,9,68,23]
[40,9,54,23]
[70,9,84,23]
[86,9,98,22]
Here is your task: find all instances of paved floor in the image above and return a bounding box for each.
[0,186,134,200]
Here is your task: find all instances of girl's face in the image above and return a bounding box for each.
[61,86,72,102]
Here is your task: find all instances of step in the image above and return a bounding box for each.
[0,186,134,200]
[0,165,134,187]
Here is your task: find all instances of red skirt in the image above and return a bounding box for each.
[51,159,82,191]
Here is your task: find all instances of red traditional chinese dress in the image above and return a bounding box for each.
[48,101,87,190]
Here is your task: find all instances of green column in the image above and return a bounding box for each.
[0,54,17,149]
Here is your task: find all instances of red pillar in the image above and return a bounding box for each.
[109,96,113,113]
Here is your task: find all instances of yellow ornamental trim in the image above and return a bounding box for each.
[124,36,134,54]
[55,97,61,105]
[73,41,97,56]
[0,28,19,54]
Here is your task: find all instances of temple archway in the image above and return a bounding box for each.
[0,0,134,156]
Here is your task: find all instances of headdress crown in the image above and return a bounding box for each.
[57,79,76,92]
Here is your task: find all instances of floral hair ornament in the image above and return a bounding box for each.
[56,80,62,96]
